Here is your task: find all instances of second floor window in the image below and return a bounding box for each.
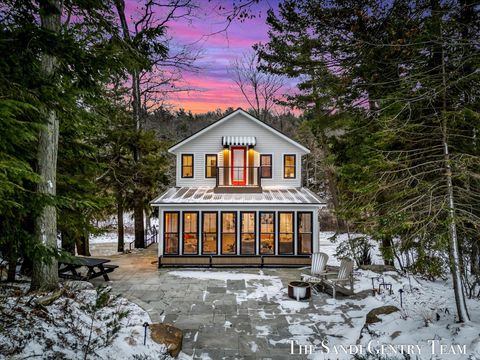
[284,154,296,178]
[181,154,194,178]
[205,154,217,178]
[260,154,272,178]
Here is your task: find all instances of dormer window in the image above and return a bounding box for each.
[283,154,296,178]
[181,154,194,178]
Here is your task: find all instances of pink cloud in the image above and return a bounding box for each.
[125,0,287,114]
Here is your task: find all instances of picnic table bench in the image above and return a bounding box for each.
[58,256,118,281]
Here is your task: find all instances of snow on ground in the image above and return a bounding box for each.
[0,281,173,360]
[319,231,384,266]
[89,213,159,256]
[169,234,480,359]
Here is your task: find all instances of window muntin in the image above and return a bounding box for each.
[181,154,194,178]
[260,154,272,178]
[279,212,294,254]
[240,212,256,255]
[221,212,236,254]
[283,154,296,178]
[202,212,217,254]
[164,212,179,255]
[298,212,313,254]
[183,212,198,254]
[260,212,275,255]
[205,154,217,178]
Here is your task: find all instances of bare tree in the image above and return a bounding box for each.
[230,51,284,121]
[114,0,198,249]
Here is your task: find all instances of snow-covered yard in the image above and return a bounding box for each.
[0,280,173,360]
[10,232,479,359]
[166,267,480,359]
[155,232,480,359]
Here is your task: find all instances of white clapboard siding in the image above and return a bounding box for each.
[172,112,307,187]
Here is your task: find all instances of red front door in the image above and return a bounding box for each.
[231,146,246,186]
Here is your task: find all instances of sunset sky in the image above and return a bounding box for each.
[126,1,291,114]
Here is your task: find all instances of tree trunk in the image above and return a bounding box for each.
[318,132,345,231]
[381,236,395,267]
[440,39,470,322]
[7,243,17,282]
[30,0,62,292]
[117,191,124,252]
[76,233,90,256]
[61,231,75,255]
[133,193,145,248]
[115,0,145,250]
[146,214,151,233]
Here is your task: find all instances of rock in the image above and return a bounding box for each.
[390,330,401,339]
[62,280,94,291]
[37,289,64,306]
[366,305,400,324]
[359,264,396,273]
[150,323,183,357]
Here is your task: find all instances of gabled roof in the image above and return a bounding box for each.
[168,108,310,154]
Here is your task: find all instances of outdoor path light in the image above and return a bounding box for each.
[143,322,149,345]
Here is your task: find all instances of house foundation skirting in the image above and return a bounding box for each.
[158,255,311,268]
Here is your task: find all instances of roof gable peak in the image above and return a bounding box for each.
[168,108,309,154]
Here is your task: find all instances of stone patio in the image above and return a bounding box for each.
[90,244,366,359]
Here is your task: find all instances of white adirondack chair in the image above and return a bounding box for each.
[321,258,354,299]
[301,252,329,284]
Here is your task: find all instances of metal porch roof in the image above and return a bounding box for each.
[150,187,325,205]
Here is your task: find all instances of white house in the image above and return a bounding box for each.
[150,108,325,267]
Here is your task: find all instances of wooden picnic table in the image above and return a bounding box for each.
[58,256,118,281]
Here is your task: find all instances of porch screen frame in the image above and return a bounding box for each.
[164,211,180,255]
[240,211,256,255]
[182,211,199,255]
[297,211,313,255]
[221,211,237,255]
[202,211,218,255]
[278,212,294,255]
[259,211,275,255]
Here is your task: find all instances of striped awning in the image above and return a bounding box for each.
[222,136,256,147]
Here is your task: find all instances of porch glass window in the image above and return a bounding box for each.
[183,212,198,254]
[279,212,294,254]
[260,154,272,178]
[241,212,255,254]
[221,212,236,254]
[260,212,275,254]
[205,154,217,178]
[164,212,179,254]
[284,154,296,178]
[181,154,194,178]
[298,212,313,254]
[202,212,217,254]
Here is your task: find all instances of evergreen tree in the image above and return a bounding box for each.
[259,0,479,322]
